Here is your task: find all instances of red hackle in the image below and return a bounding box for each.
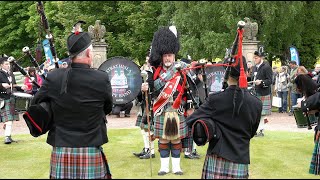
[75,31,80,35]
[237,28,247,89]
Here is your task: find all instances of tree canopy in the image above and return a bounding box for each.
[0,1,319,68]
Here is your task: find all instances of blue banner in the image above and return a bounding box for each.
[289,46,300,66]
[42,39,53,65]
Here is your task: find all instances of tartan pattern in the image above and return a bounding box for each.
[202,154,249,179]
[309,138,320,175]
[0,97,19,123]
[256,94,271,116]
[181,128,193,150]
[154,67,177,91]
[153,112,188,139]
[50,147,111,179]
[135,115,143,127]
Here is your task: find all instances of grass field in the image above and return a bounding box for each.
[0,128,319,179]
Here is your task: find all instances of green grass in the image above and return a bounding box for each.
[0,128,318,179]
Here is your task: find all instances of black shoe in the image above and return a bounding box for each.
[4,136,12,144]
[133,148,148,157]
[8,136,17,143]
[185,154,197,159]
[192,151,200,158]
[174,171,183,175]
[158,171,168,176]
[124,114,130,117]
[139,152,155,159]
[255,131,264,137]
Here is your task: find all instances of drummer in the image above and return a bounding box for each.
[23,67,43,95]
[0,57,27,144]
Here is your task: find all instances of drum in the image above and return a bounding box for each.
[12,92,33,112]
[293,106,317,128]
[98,56,142,105]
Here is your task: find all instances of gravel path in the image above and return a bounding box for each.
[3,105,316,136]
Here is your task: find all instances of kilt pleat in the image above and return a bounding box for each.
[50,147,111,179]
[256,94,271,116]
[202,154,249,179]
[309,138,320,175]
[0,97,19,123]
[153,112,188,139]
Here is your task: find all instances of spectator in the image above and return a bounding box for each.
[274,66,289,113]
[112,101,133,117]
[24,67,43,95]
[288,61,302,116]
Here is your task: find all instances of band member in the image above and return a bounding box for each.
[133,53,156,159]
[31,31,113,179]
[0,57,27,144]
[141,26,196,175]
[252,51,273,137]
[24,67,43,95]
[185,56,262,179]
[296,74,320,175]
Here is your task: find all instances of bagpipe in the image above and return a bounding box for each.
[22,46,46,80]
[36,1,59,69]
[180,20,247,146]
[7,56,40,88]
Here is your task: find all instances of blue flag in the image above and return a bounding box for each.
[289,46,300,66]
[42,39,53,65]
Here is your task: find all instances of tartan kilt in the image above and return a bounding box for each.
[202,154,249,179]
[256,94,271,116]
[135,115,143,127]
[153,112,188,140]
[181,127,193,150]
[50,147,112,179]
[0,97,19,123]
[309,138,320,175]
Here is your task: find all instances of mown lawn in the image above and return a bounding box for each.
[0,128,318,179]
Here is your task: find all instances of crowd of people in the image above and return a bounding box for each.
[0,24,320,179]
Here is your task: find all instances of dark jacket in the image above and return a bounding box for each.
[252,61,273,96]
[31,63,113,147]
[185,85,262,164]
[0,70,23,100]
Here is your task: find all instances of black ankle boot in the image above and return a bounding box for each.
[133,148,148,157]
[4,136,12,144]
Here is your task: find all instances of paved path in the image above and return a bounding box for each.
[4,105,317,136]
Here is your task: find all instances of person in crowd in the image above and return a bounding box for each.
[112,101,133,118]
[31,30,113,179]
[295,74,320,176]
[185,56,262,179]
[288,61,302,116]
[312,64,320,83]
[274,66,289,113]
[141,26,197,175]
[24,67,43,95]
[252,51,273,137]
[246,60,253,81]
[0,57,27,144]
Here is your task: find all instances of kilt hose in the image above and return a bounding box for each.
[153,112,188,140]
[202,154,249,179]
[0,97,19,123]
[309,138,320,175]
[50,147,112,179]
[256,94,271,116]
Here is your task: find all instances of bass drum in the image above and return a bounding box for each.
[98,56,142,105]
